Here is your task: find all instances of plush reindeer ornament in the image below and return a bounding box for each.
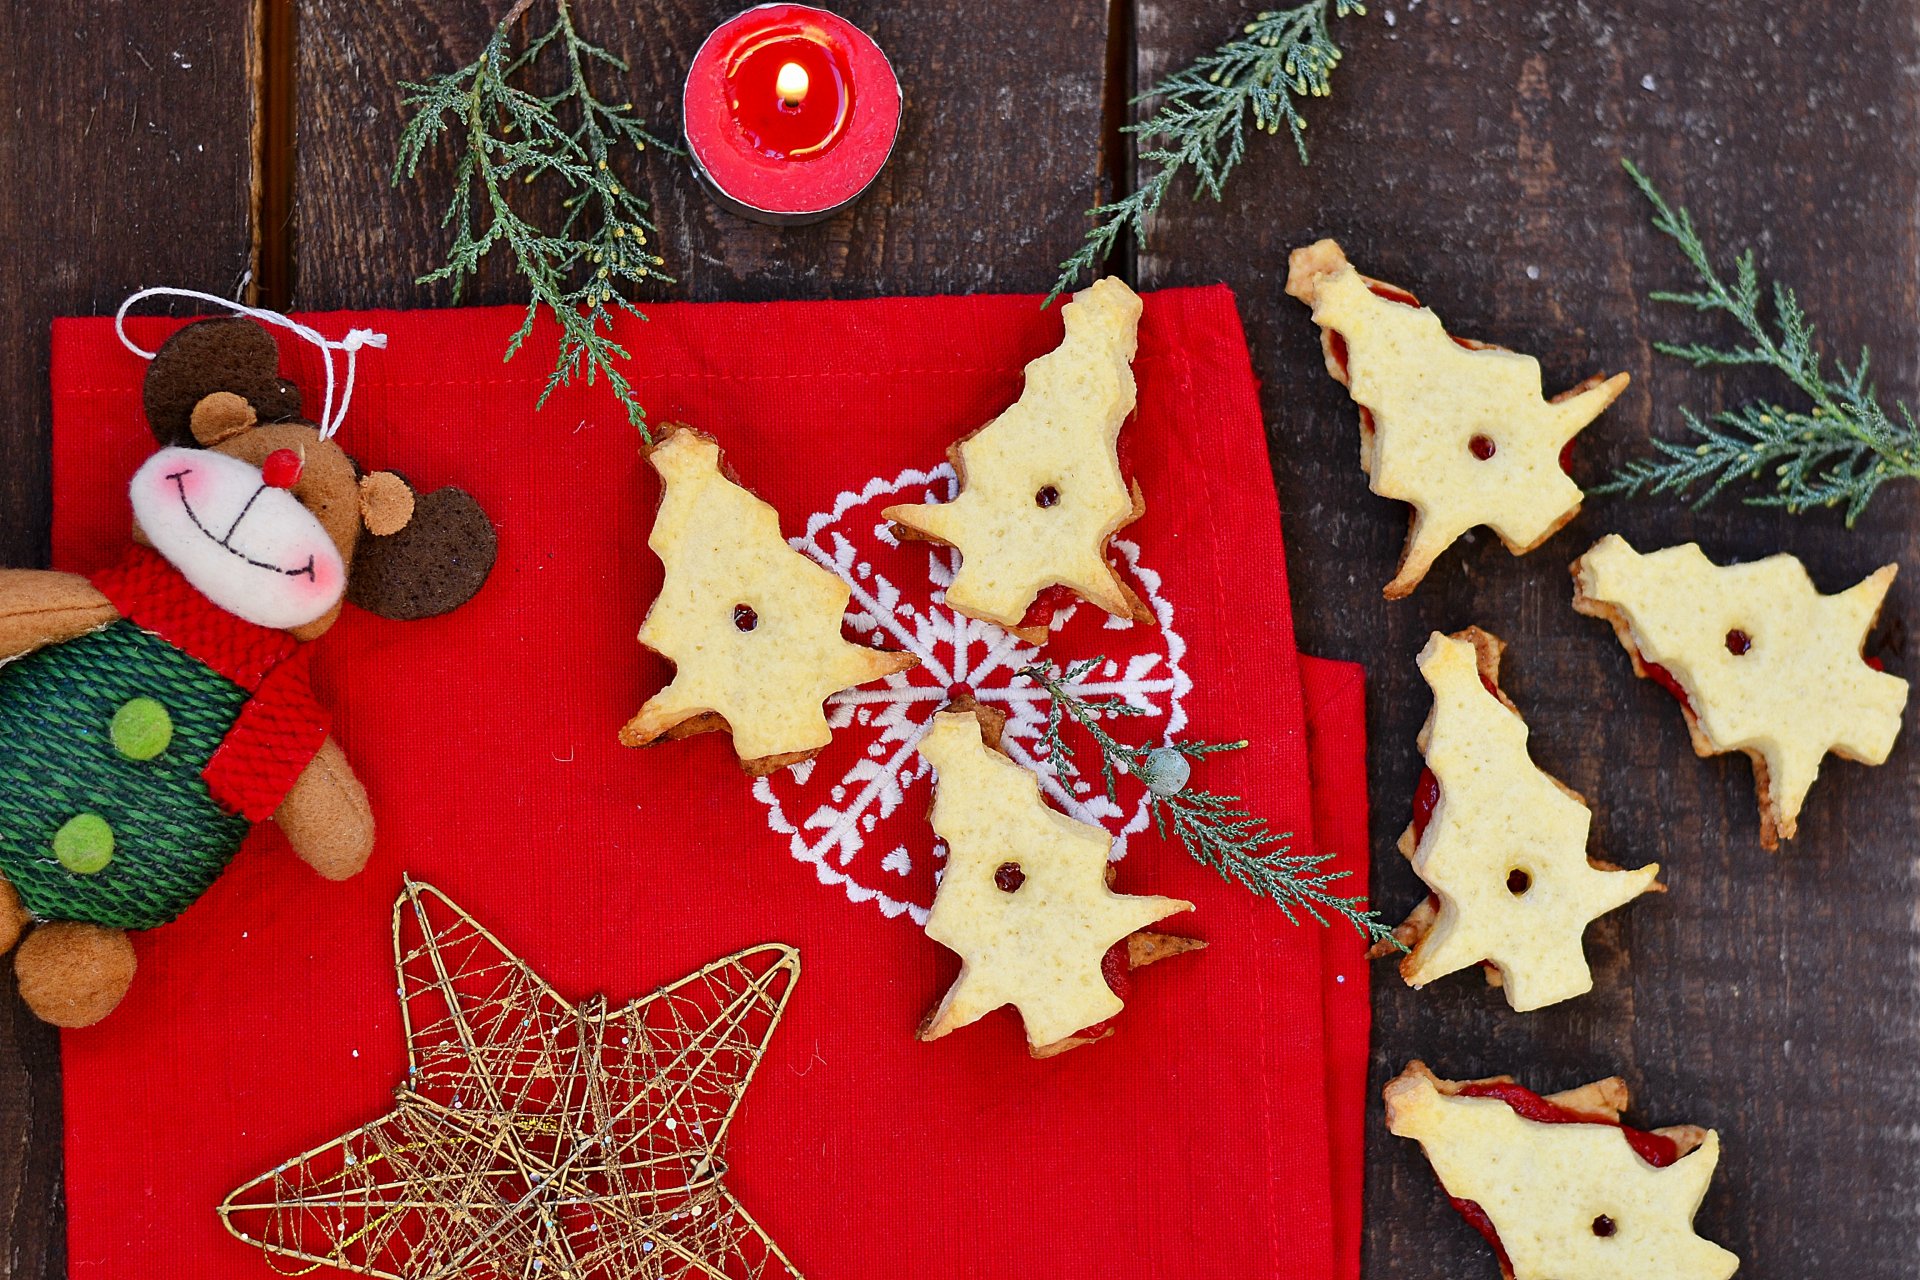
[0,317,496,1026]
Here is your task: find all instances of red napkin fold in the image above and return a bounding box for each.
[48,286,1368,1280]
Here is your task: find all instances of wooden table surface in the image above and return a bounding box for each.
[3,2,1915,1276]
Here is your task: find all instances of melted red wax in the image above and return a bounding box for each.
[1443,1081,1681,1272]
[724,29,855,160]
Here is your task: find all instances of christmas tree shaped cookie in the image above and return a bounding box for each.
[621,428,916,773]
[1573,534,1908,848]
[1286,239,1629,599]
[1385,629,1659,1011]
[885,277,1150,638]
[1386,1061,1739,1280]
[917,706,1194,1055]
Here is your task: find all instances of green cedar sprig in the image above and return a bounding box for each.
[1048,1,1366,305]
[1598,160,1920,523]
[1019,656,1399,949]
[393,0,677,436]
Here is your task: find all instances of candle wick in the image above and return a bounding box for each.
[775,60,810,108]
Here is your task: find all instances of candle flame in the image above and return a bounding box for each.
[775,60,810,107]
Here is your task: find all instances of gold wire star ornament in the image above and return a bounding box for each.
[219,880,805,1280]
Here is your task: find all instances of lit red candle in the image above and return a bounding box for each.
[683,4,902,224]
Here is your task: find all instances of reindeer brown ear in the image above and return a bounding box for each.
[357,471,416,536]
[346,481,497,620]
[144,317,303,446]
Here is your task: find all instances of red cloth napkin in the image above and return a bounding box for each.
[1301,656,1374,1280]
[49,287,1368,1279]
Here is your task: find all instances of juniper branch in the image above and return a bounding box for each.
[1597,159,1920,523]
[1019,658,1397,949]
[1048,1,1365,305]
[393,0,677,435]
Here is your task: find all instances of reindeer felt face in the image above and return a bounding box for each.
[130,447,349,630]
[135,317,497,636]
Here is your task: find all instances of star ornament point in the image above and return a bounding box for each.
[1574,535,1909,848]
[1395,629,1658,1012]
[916,707,1193,1054]
[220,880,806,1280]
[1386,1063,1739,1280]
[623,427,916,772]
[885,276,1149,633]
[1287,239,1628,599]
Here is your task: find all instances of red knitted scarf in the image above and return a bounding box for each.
[91,547,331,821]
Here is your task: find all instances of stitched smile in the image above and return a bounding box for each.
[168,470,317,580]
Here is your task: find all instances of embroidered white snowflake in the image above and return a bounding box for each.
[751,465,1191,924]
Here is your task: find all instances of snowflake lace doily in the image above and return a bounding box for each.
[752,465,1190,925]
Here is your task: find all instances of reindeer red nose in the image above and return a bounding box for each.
[261,449,304,490]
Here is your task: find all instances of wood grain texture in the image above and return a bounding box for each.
[6,2,1920,1278]
[0,4,258,1276]
[292,0,1112,308]
[1131,2,1920,1276]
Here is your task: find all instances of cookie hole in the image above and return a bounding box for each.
[1035,484,1061,508]
[1725,628,1752,656]
[732,604,759,633]
[1468,434,1497,461]
[1506,868,1532,896]
[1591,1215,1617,1238]
[994,862,1026,893]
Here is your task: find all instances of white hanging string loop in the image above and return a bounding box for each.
[114,287,387,441]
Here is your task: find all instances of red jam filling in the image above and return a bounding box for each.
[1328,281,1480,385]
[1015,583,1081,632]
[1066,940,1134,1042]
[1442,1082,1681,1272]
[1411,767,1440,842]
[1325,283,1531,468]
[1011,423,1137,633]
[1641,658,1694,716]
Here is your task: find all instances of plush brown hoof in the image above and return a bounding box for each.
[0,881,26,955]
[16,923,137,1028]
[276,738,376,882]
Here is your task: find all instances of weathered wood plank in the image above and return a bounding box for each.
[0,4,259,1276]
[292,0,1112,308]
[1133,3,1920,1276]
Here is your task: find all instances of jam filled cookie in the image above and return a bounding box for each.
[916,705,1196,1056]
[1286,239,1628,599]
[1386,1061,1738,1280]
[621,427,917,774]
[1573,535,1907,848]
[885,277,1151,640]
[1373,628,1660,1011]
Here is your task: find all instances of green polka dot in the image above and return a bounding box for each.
[53,813,115,875]
[110,697,173,760]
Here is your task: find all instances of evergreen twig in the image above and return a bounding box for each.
[1020,657,1399,949]
[1598,159,1920,523]
[393,0,678,436]
[1048,1,1366,305]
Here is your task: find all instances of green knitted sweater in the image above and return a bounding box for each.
[0,622,252,930]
